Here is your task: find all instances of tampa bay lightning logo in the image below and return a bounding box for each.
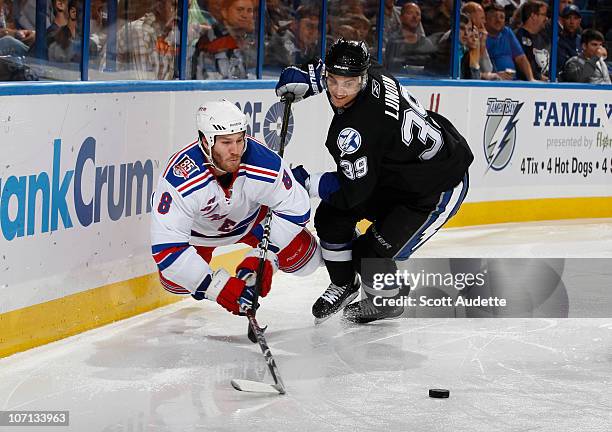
[483,98,523,173]
[337,128,362,156]
[263,102,294,152]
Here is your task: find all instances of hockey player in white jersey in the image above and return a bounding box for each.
[151,100,321,315]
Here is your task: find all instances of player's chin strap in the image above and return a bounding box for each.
[199,132,249,175]
[199,135,227,174]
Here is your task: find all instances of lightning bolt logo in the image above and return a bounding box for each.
[485,102,523,173]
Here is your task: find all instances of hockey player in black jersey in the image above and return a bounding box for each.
[276,39,473,324]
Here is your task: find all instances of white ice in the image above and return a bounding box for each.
[1,219,612,432]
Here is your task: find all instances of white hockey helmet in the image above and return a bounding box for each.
[196,99,248,165]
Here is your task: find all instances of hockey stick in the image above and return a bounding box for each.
[232,93,294,395]
[247,92,294,343]
[232,311,286,394]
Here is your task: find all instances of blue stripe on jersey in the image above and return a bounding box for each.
[394,175,468,261]
[273,210,310,226]
[236,171,277,184]
[192,274,212,300]
[448,174,469,219]
[190,208,260,239]
[191,226,250,239]
[233,209,260,230]
[157,246,189,271]
[152,242,190,254]
[394,190,453,261]
[243,138,281,173]
[181,176,215,198]
[250,224,264,242]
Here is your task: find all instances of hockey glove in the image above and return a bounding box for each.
[275,59,325,103]
[205,269,247,315]
[236,248,278,290]
[291,165,311,192]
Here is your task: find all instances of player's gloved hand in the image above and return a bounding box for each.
[275,59,325,103]
[234,249,278,313]
[291,165,311,192]
[205,268,247,315]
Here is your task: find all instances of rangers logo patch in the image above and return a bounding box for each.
[173,154,200,179]
[337,128,362,157]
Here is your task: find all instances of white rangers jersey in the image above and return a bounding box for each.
[151,136,311,296]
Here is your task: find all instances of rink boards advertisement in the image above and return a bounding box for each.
[0,83,610,356]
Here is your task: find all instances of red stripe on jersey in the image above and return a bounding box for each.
[153,245,188,264]
[239,165,278,178]
[158,272,191,294]
[177,171,213,192]
[163,140,199,177]
[278,229,317,273]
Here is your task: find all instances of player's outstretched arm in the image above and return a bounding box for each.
[275,59,325,103]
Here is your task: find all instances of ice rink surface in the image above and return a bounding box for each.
[1,219,612,432]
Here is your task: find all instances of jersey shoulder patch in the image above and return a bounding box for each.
[239,137,282,184]
[163,139,214,197]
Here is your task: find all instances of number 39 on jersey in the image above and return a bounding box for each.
[340,156,368,180]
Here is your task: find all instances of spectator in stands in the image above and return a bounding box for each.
[0,0,30,56]
[48,0,79,63]
[383,0,402,43]
[329,0,366,16]
[557,5,582,73]
[426,13,482,79]
[462,2,498,79]
[384,3,435,71]
[12,0,49,34]
[543,0,572,42]
[515,0,549,80]
[485,2,534,80]
[192,0,256,79]
[45,0,68,60]
[334,24,359,41]
[265,0,292,37]
[46,0,67,40]
[267,4,320,67]
[561,29,610,84]
[421,0,453,36]
[345,13,373,46]
[459,13,482,79]
[89,0,109,60]
[102,0,177,80]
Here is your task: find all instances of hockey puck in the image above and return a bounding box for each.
[429,389,450,398]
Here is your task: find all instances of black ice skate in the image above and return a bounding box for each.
[312,276,360,325]
[342,284,410,324]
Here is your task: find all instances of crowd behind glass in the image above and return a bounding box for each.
[0,0,609,84]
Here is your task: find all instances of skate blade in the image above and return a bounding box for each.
[313,291,359,325]
[343,307,405,324]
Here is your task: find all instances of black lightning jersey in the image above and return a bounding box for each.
[323,63,473,210]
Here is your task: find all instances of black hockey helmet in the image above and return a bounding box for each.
[325,38,370,77]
